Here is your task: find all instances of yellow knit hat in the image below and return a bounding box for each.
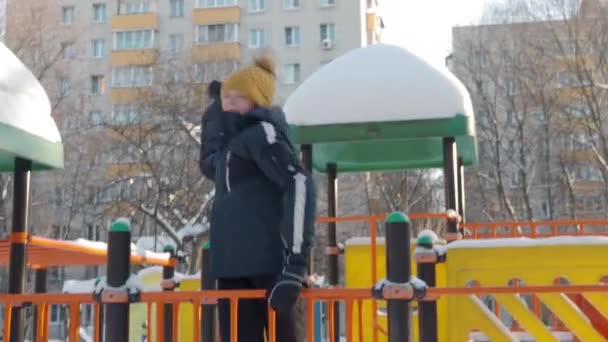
[222,56,276,107]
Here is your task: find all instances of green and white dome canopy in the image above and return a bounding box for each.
[0,42,64,171]
[284,43,477,173]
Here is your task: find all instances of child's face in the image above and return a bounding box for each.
[222,90,255,115]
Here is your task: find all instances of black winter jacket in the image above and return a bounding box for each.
[200,105,316,278]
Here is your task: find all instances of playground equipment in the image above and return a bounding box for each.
[2,40,608,342]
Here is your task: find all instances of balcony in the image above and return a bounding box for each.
[560,149,595,162]
[111,49,158,66]
[110,88,153,104]
[193,6,240,25]
[192,42,240,62]
[112,12,159,30]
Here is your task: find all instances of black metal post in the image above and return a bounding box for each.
[385,212,412,342]
[104,219,132,342]
[201,242,216,342]
[327,163,340,342]
[457,157,466,225]
[442,137,460,238]
[8,157,32,342]
[300,144,313,275]
[415,235,438,342]
[163,245,176,342]
[32,268,47,341]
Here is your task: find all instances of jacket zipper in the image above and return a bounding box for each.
[225,150,232,193]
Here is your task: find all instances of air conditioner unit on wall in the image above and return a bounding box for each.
[322,38,333,50]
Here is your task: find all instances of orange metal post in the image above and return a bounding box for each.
[69,303,80,341]
[193,302,201,342]
[267,308,276,342]
[94,304,101,342]
[4,304,12,341]
[345,300,354,342]
[230,299,238,342]
[327,300,336,342]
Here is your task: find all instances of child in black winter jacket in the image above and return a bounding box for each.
[199,56,316,342]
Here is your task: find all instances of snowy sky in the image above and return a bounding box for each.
[378,0,489,68]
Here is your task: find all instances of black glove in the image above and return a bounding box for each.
[268,254,306,313]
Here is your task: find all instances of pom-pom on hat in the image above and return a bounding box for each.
[222,55,276,107]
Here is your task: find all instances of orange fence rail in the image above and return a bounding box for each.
[2,284,608,342]
[462,219,608,239]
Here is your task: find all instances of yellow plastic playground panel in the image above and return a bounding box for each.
[445,237,608,342]
[129,268,202,342]
[344,237,447,342]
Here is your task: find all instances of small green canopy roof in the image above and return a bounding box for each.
[284,44,477,173]
[0,42,64,171]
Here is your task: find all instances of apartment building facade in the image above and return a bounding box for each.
[450,0,608,223]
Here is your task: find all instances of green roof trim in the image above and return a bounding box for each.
[289,116,477,173]
[0,122,64,172]
[289,115,473,144]
[385,212,410,223]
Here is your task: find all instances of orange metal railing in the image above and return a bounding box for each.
[315,212,449,341]
[462,219,608,239]
[2,284,608,342]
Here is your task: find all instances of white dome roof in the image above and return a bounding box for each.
[284,43,474,126]
[0,42,61,143]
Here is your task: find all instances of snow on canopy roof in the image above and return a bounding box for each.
[0,42,61,143]
[284,43,474,126]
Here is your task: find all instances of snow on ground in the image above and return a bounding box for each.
[62,278,97,293]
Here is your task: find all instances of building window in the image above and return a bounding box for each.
[285,26,300,47]
[50,305,63,323]
[61,42,73,61]
[170,0,184,17]
[91,75,105,95]
[249,0,265,12]
[283,0,299,9]
[249,29,265,48]
[118,1,152,14]
[320,0,336,7]
[60,79,71,96]
[113,30,155,50]
[194,60,238,83]
[284,63,300,84]
[506,79,518,96]
[169,34,183,54]
[196,24,238,44]
[170,69,184,83]
[197,0,237,8]
[62,6,74,25]
[92,39,106,58]
[112,104,141,124]
[111,66,153,87]
[320,23,336,43]
[89,111,103,126]
[93,4,106,23]
[479,80,493,96]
